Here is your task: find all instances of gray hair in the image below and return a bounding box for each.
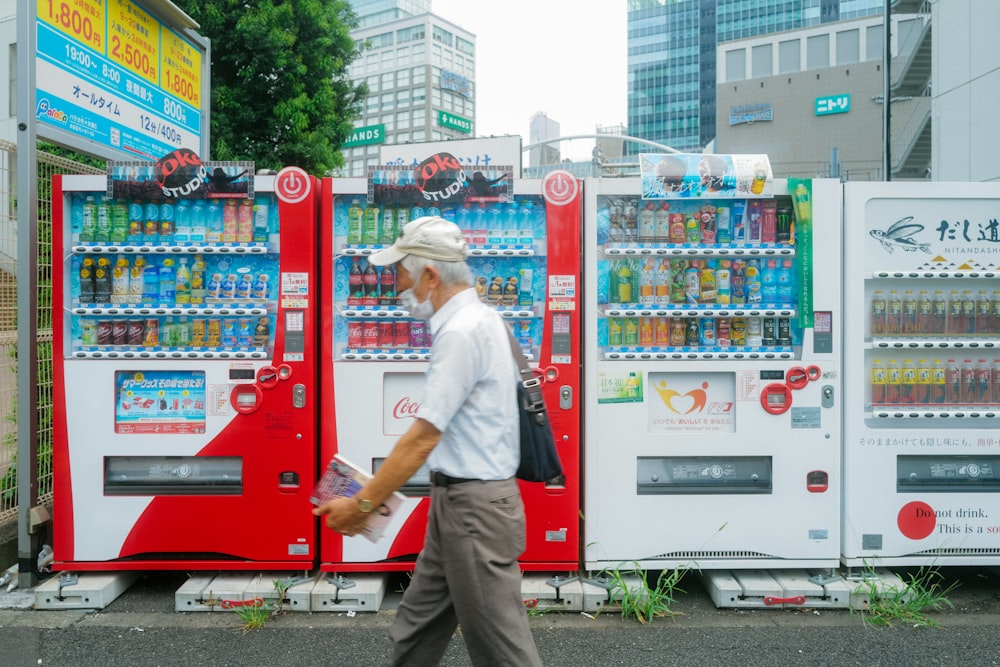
[400,253,473,287]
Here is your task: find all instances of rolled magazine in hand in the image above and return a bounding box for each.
[311,454,405,543]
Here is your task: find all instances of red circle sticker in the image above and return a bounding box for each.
[898,500,936,540]
[275,166,311,204]
[542,169,579,207]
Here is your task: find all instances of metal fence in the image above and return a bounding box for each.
[0,140,104,529]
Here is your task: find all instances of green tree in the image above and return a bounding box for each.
[174,0,367,175]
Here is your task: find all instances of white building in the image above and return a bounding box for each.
[342,0,476,176]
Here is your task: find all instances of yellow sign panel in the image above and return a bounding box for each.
[107,0,159,84]
[38,0,106,52]
[162,29,202,106]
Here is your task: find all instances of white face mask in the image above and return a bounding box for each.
[400,287,434,320]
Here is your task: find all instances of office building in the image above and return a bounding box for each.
[342,0,476,176]
[626,0,882,154]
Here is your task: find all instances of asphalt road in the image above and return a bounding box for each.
[3,567,1000,667]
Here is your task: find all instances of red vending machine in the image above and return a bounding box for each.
[319,158,581,573]
[52,160,319,571]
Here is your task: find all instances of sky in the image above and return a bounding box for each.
[431,0,628,161]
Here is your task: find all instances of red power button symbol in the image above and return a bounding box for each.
[275,166,311,204]
[542,169,579,207]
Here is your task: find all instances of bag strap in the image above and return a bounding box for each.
[505,324,546,420]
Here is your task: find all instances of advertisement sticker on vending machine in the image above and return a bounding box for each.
[52,157,319,570]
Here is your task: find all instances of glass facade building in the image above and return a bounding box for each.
[627,0,883,153]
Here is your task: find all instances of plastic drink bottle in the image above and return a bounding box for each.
[977,359,991,403]
[716,261,731,305]
[142,258,160,301]
[518,201,535,246]
[915,359,931,404]
[379,264,396,306]
[126,201,144,242]
[379,208,398,245]
[129,257,145,302]
[776,260,794,305]
[638,203,656,243]
[654,202,671,242]
[206,199,223,242]
[110,200,129,243]
[518,262,534,307]
[899,359,916,404]
[159,258,176,303]
[654,258,671,306]
[174,257,191,304]
[730,261,745,305]
[472,204,488,245]
[80,196,97,242]
[253,201,270,243]
[455,204,471,243]
[744,260,761,303]
[503,203,519,246]
[917,291,932,335]
[945,359,961,404]
[870,290,886,335]
[111,256,130,303]
[95,197,112,242]
[190,200,207,242]
[487,203,503,246]
[902,290,917,334]
[931,290,947,334]
[348,258,364,306]
[885,359,900,403]
[871,359,886,405]
[237,200,254,243]
[887,290,902,334]
[699,260,716,304]
[174,200,191,242]
[977,291,992,335]
[716,205,732,244]
[760,260,777,303]
[159,201,176,242]
[362,262,379,306]
[962,359,977,404]
[623,199,638,242]
[684,260,700,304]
[616,261,633,304]
[347,199,364,245]
[639,259,655,305]
[190,255,206,304]
[930,359,946,404]
[961,291,976,334]
[222,200,238,242]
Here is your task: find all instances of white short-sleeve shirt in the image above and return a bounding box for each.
[417,287,519,480]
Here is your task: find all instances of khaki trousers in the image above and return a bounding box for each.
[389,477,542,667]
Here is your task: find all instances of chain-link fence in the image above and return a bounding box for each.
[0,140,104,529]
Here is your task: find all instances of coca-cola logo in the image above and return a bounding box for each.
[154,148,207,198]
[392,396,421,420]
[415,152,467,203]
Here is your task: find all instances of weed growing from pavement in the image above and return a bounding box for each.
[855,565,958,628]
[234,578,293,633]
[598,563,687,624]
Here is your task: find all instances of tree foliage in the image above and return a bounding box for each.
[173,0,368,176]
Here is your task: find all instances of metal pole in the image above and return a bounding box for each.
[883,0,892,181]
[16,2,41,589]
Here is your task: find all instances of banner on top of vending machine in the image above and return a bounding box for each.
[107,149,254,201]
[639,153,773,200]
[367,160,514,207]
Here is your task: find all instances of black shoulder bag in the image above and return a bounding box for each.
[505,326,563,483]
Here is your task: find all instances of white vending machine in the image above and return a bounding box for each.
[842,182,1000,567]
[583,158,842,572]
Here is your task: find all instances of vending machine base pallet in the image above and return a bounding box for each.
[703,569,856,610]
[310,572,388,612]
[35,571,139,610]
[520,573,608,613]
[174,571,315,613]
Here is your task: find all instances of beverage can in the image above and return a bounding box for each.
[409,320,426,348]
[253,317,270,348]
[347,321,363,348]
[669,319,686,346]
[206,319,222,347]
[111,319,128,345]
[394,320,410,348]
[362,321,379,349]
[379,321,394,348]
[730,318,747,346]
[126,319,145,346]
[97,320,113,345]
[221,318,237,347]
[684,318,699,346]
[237,318,253,347]
[761,317,777,347]
[746,318,763,347]
[143,318,159,347]
[698,318,716,346]
[81,320,98,346]
[716,317,731,347]
[190,318,206,346]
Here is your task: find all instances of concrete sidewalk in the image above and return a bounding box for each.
[3,567,1000,666]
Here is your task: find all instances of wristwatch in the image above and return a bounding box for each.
[357,498,375,514]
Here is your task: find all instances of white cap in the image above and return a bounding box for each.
[367,216,468,266]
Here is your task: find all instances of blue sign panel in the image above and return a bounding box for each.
[815,94,851,116]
